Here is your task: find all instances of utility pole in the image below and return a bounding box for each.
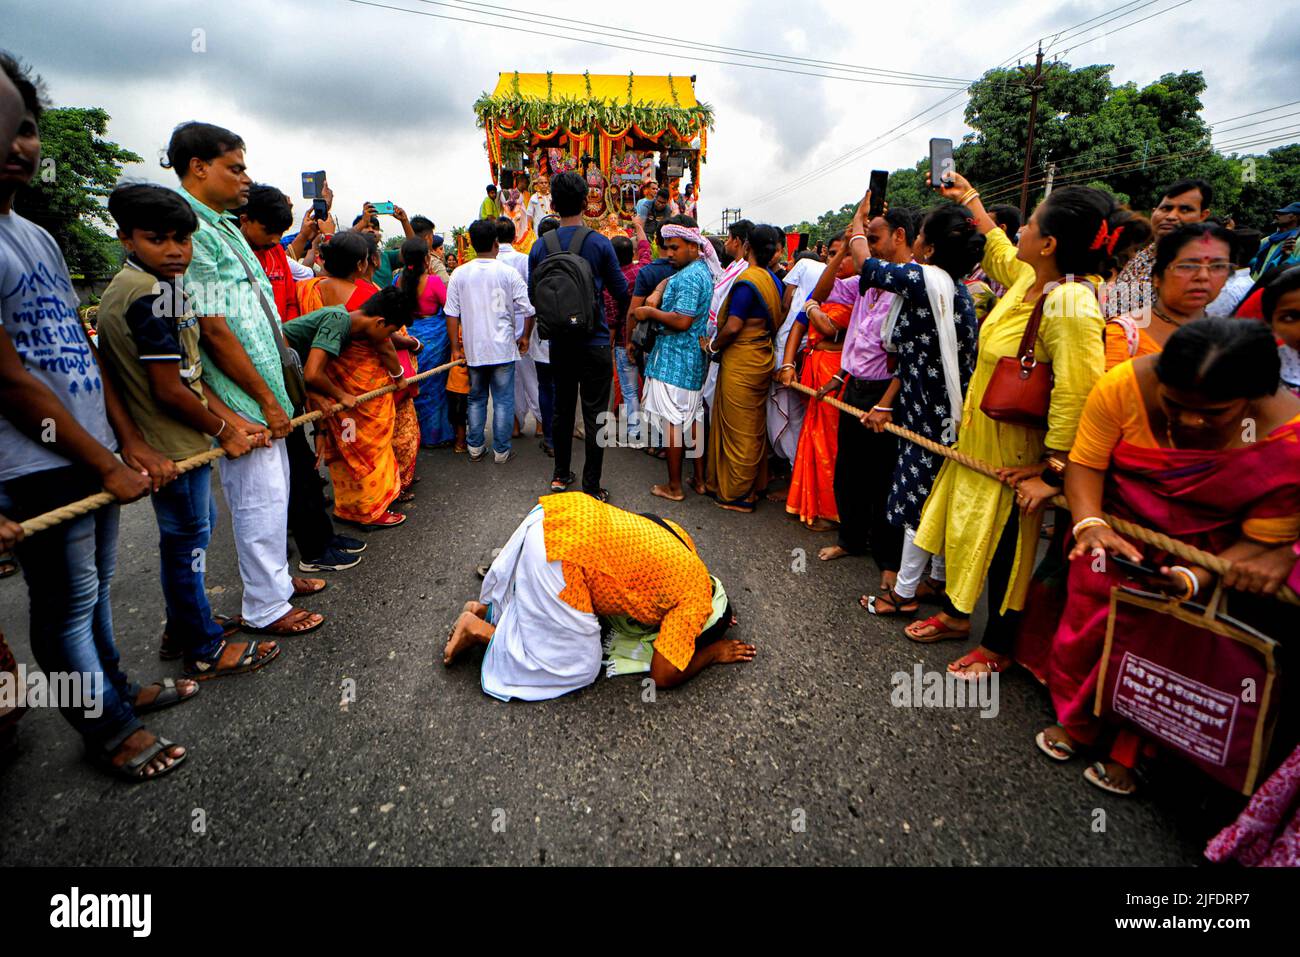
[1043,161,1057,198]
[721,208,741,232]
[1017,44,1046,220]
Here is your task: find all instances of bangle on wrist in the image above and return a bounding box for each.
[849,234,867,244]
[871,405,893,413]
[777,363,795,372]
[1072,516,1110,539]
[707,340,721,355]
[1168,565,1199,600]
[211,419,227,438]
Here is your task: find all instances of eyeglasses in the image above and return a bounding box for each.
[1168,261,1233,278]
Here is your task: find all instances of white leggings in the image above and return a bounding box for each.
[893,525,946,600]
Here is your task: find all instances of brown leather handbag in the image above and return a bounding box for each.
[979,282,1090,429]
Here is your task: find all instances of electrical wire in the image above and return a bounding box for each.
[340,0,972,89]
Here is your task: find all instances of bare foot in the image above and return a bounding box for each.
[712,639,756,664]
[444,611,494,666]
[651,484,685,502]
[689,477,706,495]
[462,600,488,619]
[818,545,849,561]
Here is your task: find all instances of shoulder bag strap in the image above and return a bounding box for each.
[209,220,300,372]
[566,225,592,255]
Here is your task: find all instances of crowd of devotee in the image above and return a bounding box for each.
[0,49,1298,866]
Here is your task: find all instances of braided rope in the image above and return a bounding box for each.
[16,359,464,536]
[789,381,1300,607]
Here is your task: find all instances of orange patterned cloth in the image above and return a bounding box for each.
[541,493,715,671]
[785,302,850,525]
[316,340,401,523]
[393,396,419,491]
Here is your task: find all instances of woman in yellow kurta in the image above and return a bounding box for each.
[907,172,1149,678]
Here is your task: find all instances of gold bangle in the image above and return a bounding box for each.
[960,189,980,206]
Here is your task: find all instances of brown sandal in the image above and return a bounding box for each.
[183,638,281,680]
[240,608,325,636]
[159,613,242,660]
[292,577,327,597]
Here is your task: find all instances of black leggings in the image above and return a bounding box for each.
[943,513,1022,655]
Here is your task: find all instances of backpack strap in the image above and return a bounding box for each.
[543,229,563,257]
[565,225,592,255]
[639,512,689,550]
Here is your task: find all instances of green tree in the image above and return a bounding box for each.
[16,106,142,277]
[790,63,1300,238]
[383,235,405,251]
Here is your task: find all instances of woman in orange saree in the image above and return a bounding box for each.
[1041,319,1300,796]
[297,232,405,527]
[777,300,851,529]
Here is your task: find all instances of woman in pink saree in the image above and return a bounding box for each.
[1040,318,1300,796]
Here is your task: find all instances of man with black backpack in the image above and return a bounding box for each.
[528,171,629,501]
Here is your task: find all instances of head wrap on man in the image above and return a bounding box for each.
[660,223,721,280]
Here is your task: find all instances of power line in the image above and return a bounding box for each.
[419,0,976,85]
[726,0,1200,223]
[340,0,972,89]
[1050,0,1199,58]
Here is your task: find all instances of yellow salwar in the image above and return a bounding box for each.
[913,226,1105,615]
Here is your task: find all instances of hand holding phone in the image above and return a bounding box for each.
[868,170,888,219]
[371,201,396,215]
[929,138,955,189]
[302,170,326,199]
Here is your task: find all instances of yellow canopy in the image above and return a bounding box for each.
[488,73,698,110]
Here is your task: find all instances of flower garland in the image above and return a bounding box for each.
[473,92,714,139]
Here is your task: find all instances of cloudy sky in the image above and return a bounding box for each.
[7,0,1299,239]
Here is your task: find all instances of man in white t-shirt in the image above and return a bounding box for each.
[494,217,542,442]
[446,218,535,463]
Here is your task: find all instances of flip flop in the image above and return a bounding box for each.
[1083,761,1138,796]
[905,615,970,643]
[1035,726,1077,762]
[947,649,1010,680]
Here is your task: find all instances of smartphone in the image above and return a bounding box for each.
[1111,555,1164,582]
[301,170,326,200]
[929,138,954,189]
[868,169,889,218]
[311,198,329,221]
[371,201,396,215]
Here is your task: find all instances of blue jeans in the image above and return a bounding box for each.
[468,362,516,454]
[150,464,224,661]
[536,360,555,448]
[614,346,642,441]
[0,466,141,748]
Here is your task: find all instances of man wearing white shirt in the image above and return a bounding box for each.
[495,217,543,442]
[446,219,536,463]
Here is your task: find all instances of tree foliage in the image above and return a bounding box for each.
[789,65,1299,242]
[16,107,141,277]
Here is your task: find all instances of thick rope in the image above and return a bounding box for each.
[789,381,1300,607]
[16,359,464,536]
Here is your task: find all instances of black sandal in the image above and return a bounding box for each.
[93,728,187,783]
[550,471,576,492]
[160,614,242,661]
[860,584,919,617]
[586,488,611,503]
[133,677,200,716]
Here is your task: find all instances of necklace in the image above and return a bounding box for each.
[1152,303,1184,327]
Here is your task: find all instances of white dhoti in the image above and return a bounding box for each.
[514,354,540,425]
[478,506,602,702]
[641,377,704,429]
[767,312,806,462]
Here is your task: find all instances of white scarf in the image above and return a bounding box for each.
[881,263,965,426]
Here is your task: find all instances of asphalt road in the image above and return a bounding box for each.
[0,425,1221,866]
